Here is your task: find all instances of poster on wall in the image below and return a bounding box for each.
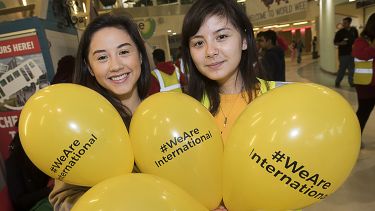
[0,28,49,159]
[247,0,308,23]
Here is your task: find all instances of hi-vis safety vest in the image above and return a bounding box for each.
[201,78,283,109]
[151,65,182,92]
[354,58,373,85]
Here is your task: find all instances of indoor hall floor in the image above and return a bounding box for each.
[284,55,375,211]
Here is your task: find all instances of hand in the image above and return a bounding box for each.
[47,178,55,189]
[340,40,348,45]
[211,205,228,211]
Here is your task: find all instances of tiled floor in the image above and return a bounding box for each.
[286,55,375,211]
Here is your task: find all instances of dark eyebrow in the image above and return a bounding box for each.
[92,43,132,55]
[190,27,232,40]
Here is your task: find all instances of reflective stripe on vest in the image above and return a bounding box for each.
[179,59,185,74]
[354,58,373,85]
[152,66,182,92]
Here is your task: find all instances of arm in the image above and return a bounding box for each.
[334,30,346,46]
[5,144,52,210]
[352,38,375,60]
[49,180,89,211]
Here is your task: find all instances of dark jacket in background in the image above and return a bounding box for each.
[261,46,286,81]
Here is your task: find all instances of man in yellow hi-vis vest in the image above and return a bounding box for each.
[148,48,185,95]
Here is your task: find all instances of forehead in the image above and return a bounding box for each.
[198,15,234,32]
[89,27,133,48]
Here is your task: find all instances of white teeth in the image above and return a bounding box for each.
[111,73,128,81]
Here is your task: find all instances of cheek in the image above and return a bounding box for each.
[190,50,203,66]
[91,64,107,77]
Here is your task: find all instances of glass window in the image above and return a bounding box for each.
[0,79,7,87]
[0,87,5,97]
[24,64,34,79]
[13,70,21,78]
[6,75,14,83]
[20,68,30,81]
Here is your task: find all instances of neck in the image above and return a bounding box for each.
[219,73,244,94]
[118,88,141,114]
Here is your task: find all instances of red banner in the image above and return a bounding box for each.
[0,35,41,59]
[0,110,20,160]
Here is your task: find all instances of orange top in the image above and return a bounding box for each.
[215,92,249,144]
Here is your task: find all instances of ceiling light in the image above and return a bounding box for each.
[293,21,308,25]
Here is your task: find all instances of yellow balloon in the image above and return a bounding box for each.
[19,84,134,186]
[223,83,360,211]
[129,92,223,210]
[72,173,209,211]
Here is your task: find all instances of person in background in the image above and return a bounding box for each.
[51,55,75,84]
[256,31,265,61]
[257,30,286,81]
[5,127,53,211]
[148,48,185,94]
[312,36,319,59]
[289,40,297,62]
[296,38,304,64]
[334,16,359,88]
[352,13,375,149]
[48,13,151,210]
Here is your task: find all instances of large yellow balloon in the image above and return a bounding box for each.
[130,92,223,210]
[19,84,134,186]
[223,83,361,211]
[72,173,209,211]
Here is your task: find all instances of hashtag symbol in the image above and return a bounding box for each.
[160,144,168,153]
[272,150,286,163]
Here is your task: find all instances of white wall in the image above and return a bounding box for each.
[45,30,79,73]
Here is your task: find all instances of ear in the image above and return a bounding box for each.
[242,38,247,50]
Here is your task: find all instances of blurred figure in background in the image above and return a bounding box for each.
[149,48,185,94]
[289,40,297,62]
[296,39,304,64]
[312,36,319,59]
[5,126,53,211]
[257,30,286,81]
[334,16,359,88]
[51,55,75,84]
[352,13,375,149]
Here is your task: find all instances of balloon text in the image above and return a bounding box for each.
[155,129,213,168]
[50,133,98,180]
[249,148,331,200]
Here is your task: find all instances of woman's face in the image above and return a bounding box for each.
[189,15,246,87]
[88,27,142,99]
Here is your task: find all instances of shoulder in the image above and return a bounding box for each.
[351,27,358,32]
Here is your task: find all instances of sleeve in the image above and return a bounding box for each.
[48,180,89,211]
[5,144,52,210]
[148,75,161,95]
[334,30,342,44]
[352,38,375,60]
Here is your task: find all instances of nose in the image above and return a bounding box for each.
[109,57,124,72]
[205,42,218,58]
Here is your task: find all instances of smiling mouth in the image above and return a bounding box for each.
[110,73,129,81]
